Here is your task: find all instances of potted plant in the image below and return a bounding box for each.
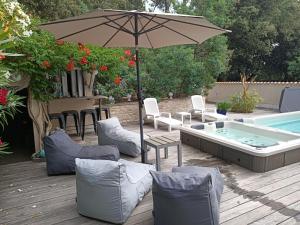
[217,101,231,115]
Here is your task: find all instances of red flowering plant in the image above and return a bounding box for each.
[0,137,11,156]
[0,70,24,147]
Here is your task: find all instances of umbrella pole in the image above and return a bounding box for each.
[134,14,146,163]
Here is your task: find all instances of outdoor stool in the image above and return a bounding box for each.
[80,108,97,140]
[62,110,80,136]
[144,136,182,171]
[48,113,65,130]
[95,106,111,120]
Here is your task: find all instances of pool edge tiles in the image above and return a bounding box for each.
[180,121,300,173]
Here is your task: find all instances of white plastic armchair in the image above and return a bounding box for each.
[143,98,182,132]
[191,95,216,113]
[191,95,227,122]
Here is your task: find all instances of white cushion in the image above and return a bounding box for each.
[155,117,182,126]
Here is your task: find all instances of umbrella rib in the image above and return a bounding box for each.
[129,18,135,33]
[145,16,200,44]
[137,17,154,48]
[139,22,168,34]
[103,15,134,47]
[104,16,134,35]
[41,12,128,25]
[138,14,171,34]
[152,14,228,32]
[57,15,129,40]
[138,15,156,33]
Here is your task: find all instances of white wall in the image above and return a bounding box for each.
[206,82,300,109]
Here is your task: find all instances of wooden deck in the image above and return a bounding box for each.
[1,125,300,225]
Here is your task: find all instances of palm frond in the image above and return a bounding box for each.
[0,142,12,156]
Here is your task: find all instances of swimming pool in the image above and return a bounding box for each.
[243,111,300,134]
[180,121,300,172]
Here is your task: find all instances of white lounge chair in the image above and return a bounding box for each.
[191,95,228,122]
[144,98,182,132]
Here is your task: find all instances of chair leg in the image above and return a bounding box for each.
[202,114,205,122]
[64,115,68,130]
[177,143,182,167]
[154,119,158,129]
[168,124,171,132]
[92,112,97,133]
[164,147,168,159]
[73,113,80,136]
[155,148,161,171]
[81,112,85,140]
[144,144,148,163]
[105,109,109,119]
[95,107,100,121]
[58,117,65,130]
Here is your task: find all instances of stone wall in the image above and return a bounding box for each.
[206,82,300,109]
[110,97,193,123]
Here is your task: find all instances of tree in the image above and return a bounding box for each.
[147,0,176,12]
[226,0,277,81]
[19,0,145,21]
[141,46,214,98]
[227,0,300,81]
[269,0,300,81]
[174,0,233,82]
[140,0,233,97]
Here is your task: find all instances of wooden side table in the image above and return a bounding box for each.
[144,136,182,171]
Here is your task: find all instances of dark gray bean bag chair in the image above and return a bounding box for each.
[98,117,144,157]
[76,158,155,224]
[150,166,224,225]
[44,129,120,175]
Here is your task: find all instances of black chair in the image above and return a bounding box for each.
[62,110,80,136]
[80,108,97,140]
[95,106,111,120]
[49,113,65,129]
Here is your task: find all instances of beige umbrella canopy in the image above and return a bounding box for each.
[40,9,229,48]
[40,9,230,162]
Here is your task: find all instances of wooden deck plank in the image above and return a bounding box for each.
[278,212,300,225]
[249,200,300,224]
[221,164,300,202]
[221,185,300,224]
[221,178,300,213]
[221,170,300,207]
[1,130,300,225]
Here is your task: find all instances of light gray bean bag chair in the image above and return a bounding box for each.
[98,117,144,157]
[44,129,120,175]
[75,158,155,224]
[150,166,224,225]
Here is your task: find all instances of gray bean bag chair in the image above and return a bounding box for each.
[44,129,120,175]
[98,117,144,157]
[75,158,155,224]
[150,166,224,225]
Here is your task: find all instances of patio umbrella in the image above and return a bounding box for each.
[40,9,230,163]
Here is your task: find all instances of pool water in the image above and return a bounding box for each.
[257,119,300,133]
[209,128,278,148]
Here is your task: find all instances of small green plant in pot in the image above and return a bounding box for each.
[217,101,231,115]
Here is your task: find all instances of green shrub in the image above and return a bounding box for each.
[230,91,262,113]
[217,101,231,111]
